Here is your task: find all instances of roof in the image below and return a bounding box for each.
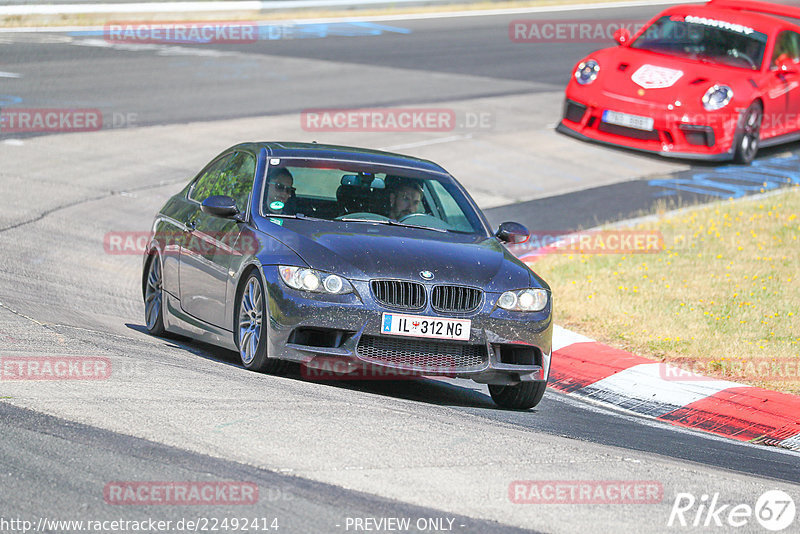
[658,0,800,33]
[233,141,450,176]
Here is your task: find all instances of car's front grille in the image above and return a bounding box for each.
[371,280,426,310]
[431,285,482,313]
[598,122,660,141]
[357,335,488,372]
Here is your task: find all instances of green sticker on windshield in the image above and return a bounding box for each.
[269,201,285,212]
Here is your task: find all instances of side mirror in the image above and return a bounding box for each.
[776,55,798,74]
[495,222,529,244]
[614,27,631,46]
[201,195,241,219]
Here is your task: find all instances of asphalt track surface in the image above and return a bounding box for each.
[2,6,648,125]
[1,3,799,533]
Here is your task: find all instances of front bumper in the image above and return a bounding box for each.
[558,95,739,161]
[262,267,552,386]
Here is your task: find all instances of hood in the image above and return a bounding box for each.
[268,220,537,291]
[586,47,755,107]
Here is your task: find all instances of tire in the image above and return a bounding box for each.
[144,253,166,336]
[235,272,287,374]
[733,102,762,165]
[489,381,547,410]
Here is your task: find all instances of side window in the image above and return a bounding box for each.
[213,152,256,211]
[188,154,235,203]
[772,31,800,66]
[188,152,256,210]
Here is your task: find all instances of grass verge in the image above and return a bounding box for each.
[531,186,800,394]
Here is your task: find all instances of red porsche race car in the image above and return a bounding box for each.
[557,0,800,163]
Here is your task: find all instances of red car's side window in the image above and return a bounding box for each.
[772,30,800,67]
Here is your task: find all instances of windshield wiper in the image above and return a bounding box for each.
[337,218,448,233]
[336,217,389,223]
[266,213,329,222]
[387,220,447,233]
[272,214,450,233]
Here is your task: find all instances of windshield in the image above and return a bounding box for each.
[259,158,487,234]
[632,15,768,70]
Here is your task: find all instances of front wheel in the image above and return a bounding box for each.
[489,381,547,410]
[733,102,762,165]
[144,253,166,336]
[235,272,287,374]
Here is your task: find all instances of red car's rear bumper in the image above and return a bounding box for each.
[557,97,738,161]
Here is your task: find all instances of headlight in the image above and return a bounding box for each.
[278,266,353,294]
[702,85,733,111]
[575,59,600,85]
[497,289,548,312]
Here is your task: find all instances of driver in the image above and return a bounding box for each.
[388,182,423,220]
[264,168,295,214]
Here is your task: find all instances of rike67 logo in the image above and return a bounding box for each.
[668,490,796,531]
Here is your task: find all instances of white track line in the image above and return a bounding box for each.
[0,71,21,78]
[0,0,690,32]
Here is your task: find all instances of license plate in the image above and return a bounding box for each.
[381,312,471,341]
[602,110,654,131]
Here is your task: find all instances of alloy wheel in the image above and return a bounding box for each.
[238,277,263,365]
[144,257,163,331]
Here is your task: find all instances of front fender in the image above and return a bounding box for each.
[224,227,306,335]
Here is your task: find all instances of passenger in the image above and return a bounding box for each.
[388,182,423,220]
[264,168,295,214]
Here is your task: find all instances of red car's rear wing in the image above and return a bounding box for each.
[708,0,800,21]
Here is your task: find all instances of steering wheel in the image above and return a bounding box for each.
[398,213,428,223]
[397,212,454,231]
[728,49,756,69]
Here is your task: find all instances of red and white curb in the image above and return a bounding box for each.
[550,325,800,451]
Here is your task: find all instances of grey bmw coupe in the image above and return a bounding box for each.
[142,142,552,409]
